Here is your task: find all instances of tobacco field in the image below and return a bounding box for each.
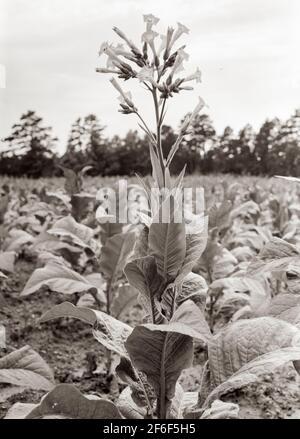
[1,174,300,419]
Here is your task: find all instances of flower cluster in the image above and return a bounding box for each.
[96,14,205,186]
[96,14,202,110]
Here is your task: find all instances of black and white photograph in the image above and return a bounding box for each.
[1,0,300,425]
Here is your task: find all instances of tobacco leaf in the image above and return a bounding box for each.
[40,302,132,357]
[26,384,122,419]
[0,346,55,391]
[149,195,186,281]
[20,262,104,298]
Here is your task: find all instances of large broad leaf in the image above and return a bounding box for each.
[20,262,104,297]
[0,251,15,273]
[126,325,193,418]
[178,273,208,310]
[48,216,94,250]
[5,403,37,419]
[148,196,186,281]
[124,256,166,324]
[175,217,208,285]
[100,232,136,280]
[100,232,136,304]
[209,276,269,313]
[33,229,82,254]
[117,386,146,419]
[4,230,34,252]
[248,237,300,275]
[257,293,300,328]
[26,384,122,419]
[116,356,155,412]
[200,400,240,419]
[203,347,300,409]
[208,317,300,387]
[40,302,132,357]
[111,284,139,319]
[125,300,211,417]
[0,346,55,391]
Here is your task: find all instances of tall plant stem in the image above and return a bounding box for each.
[152,88,165,181]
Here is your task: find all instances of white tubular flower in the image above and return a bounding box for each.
[172,22,190,45]
[158,35,167,56]
[142,30,159,45]
[99,42,123,67]
[170,48,189,77]
[183,67,202,83]
[99,42,109,57]
[110,77,135,108]
[143,14,160,31]
[113,27,141,54]
[96,67,119,74]
[142,30,159,59]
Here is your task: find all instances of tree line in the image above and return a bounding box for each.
[1,109,300,178]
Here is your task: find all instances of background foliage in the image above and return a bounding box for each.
[1,108,300,178]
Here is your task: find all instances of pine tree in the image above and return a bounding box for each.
[1,111,57,177]
[253,118,281,175]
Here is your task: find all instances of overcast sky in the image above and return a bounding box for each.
[0,0,300,153]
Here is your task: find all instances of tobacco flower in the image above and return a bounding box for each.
[143,14,160,31]
[112,26,142,57]
[171,22,190,46]
[183,67,202,84]
[110,77,136,110]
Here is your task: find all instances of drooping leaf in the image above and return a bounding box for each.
[20,262,104,297]
[39,301,99,325]
[257,293,300,328]
[0,346,55,391]
[204,347,300,408]
[248,237,300,276]
[208,317,300,387]
[48,216,94,250]
[4,230,34,252]
[93,310,133,357]
[26,384,122,419]
[149,195,186,281]
[209,276,269,313]
[40,302,132,357]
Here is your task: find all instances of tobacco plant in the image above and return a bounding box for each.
[4,15,300,420]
